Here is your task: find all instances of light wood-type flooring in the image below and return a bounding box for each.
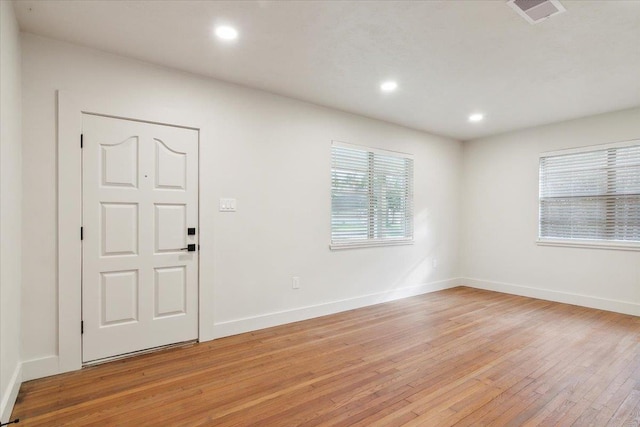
[12,287,640,426]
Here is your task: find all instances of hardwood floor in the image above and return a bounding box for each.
[12,287,640,426]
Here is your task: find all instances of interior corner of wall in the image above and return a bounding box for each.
[0,362,22,423]
[21,354,60,382]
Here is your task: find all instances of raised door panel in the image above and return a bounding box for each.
[154,204,186,253]
[100,203,138,256]
[154,266,186,318]
[100,270,139,326]
[155,139,186,190]
[100,137,138,188]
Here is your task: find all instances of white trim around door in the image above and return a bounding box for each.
[56,90,213,375]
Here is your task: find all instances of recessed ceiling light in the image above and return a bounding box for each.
[468,113,484,122]
[380,81,398,92]
[215,26,238,41]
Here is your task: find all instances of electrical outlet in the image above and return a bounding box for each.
[292,276,300,289]
[432,258,438,269]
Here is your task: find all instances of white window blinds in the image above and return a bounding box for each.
[539,141,640,244]
[331,142,413,249]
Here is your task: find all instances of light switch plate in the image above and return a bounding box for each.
[219,198,237,212]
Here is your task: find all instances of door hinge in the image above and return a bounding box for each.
[81,321,84,334]
[80,134,83,148]
[81,227,84,240]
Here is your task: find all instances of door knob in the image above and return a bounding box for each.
[180,244,196,252]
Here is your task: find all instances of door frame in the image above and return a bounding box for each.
[57,90,213,373]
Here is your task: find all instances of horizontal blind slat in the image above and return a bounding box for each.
[332,144,413,245]
[539,143,640,242]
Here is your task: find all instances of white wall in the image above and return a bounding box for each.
[462,107,640,314]
[21,33,463,374]
[0,0,23,422]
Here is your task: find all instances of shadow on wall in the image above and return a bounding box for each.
[382,207,440,298]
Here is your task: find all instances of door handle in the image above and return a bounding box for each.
[180,244,196,252]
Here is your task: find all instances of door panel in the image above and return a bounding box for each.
[101,202,139,256]
[155,139,187,190]
[101,270,138,326]
[154,266,187,318]
[154,204,187,252]
[100,137,138,188]
[82,114,198,363]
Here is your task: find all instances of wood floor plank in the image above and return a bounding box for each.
[11,287,640,426]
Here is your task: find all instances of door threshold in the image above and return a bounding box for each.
[83,339,198,367]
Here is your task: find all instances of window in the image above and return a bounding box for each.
[539,140,640,248]
[331,141,413,249]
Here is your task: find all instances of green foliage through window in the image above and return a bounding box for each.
[331,143,413,248]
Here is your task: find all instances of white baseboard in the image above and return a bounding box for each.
[21,355,60,382]
[213,278,462,338]
[464,278,640,316]
[0,362,22,423]
[24,277,637,385]
[21,281,461,381]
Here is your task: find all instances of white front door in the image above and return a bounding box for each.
[82,114,199,363]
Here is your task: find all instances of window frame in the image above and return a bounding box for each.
[330,141,414,250]
[537,139,640,252]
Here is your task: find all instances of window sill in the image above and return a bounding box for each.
[536,238,640,252]
[330,239,414,250]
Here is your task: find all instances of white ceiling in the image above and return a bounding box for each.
[13,0,640,140]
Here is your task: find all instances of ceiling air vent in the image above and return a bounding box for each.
[507,0,566,24]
